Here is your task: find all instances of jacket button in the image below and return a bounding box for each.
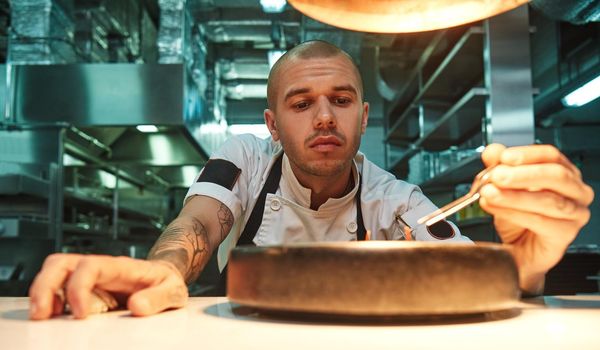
[270,199,281,211]
[346,222,357,233]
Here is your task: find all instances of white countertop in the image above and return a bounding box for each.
[1,296,600,350]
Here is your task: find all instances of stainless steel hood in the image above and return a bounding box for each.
[14,63,195,127]
[9,63,208,188]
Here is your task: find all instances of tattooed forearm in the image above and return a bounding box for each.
[147,200,235,284]
[147,218,211,284]
[217,204,234,241]
[187,217,209,282]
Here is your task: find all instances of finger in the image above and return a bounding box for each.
[479,201,584,244]
[500,144,582,179]
[65,256,102,319]
[490,164,595,206]
[51,293,65,317]
[29,254,81,320]
[128,278,188,317]
[93,257,179,291]
[66,256,177,318]
[66,256,146,319]
[86,289,119,315]
[481,143,506,167]
[480,184,591,222]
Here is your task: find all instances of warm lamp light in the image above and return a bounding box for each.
[288,0,531,33]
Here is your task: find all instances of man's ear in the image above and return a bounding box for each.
[264,109,280,141]
[361,102,369,134]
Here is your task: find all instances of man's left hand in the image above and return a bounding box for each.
[479,144,594,295]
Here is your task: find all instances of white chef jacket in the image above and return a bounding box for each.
[185,134,471,270]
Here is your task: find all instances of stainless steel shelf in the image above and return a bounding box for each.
[63,187,160,222]
[418,154,484,189]
[386,26,485,144]
[386,30,448,111]
[62,223,110,237]
[62,219,160,240]
[0,174,49,198]
[0,217,49,238]
[416,87,488,150]
[388,146,420,177]
[388,88,487,175]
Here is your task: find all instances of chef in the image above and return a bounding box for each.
[28,40,594,320]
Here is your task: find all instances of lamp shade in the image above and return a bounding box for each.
[288,0,531,33]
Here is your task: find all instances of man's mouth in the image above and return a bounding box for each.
[309,136,342,152]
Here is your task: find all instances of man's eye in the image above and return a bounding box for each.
[294,101,310,110]
[334,97,350,105]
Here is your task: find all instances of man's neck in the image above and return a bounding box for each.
[290,163,354,210]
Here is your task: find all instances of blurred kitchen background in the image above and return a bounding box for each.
[0,0,598,296]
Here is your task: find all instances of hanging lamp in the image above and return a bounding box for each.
[288,0,531,33]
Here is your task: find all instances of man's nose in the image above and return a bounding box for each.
[313,96,336,129]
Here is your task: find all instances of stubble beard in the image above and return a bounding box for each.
[299,158,348,177]
[281,131,361,178]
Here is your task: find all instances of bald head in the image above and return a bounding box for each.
[266,40,364,111]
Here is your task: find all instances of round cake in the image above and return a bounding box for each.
[227,241,520,316]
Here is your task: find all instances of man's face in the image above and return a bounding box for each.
[264,55,369,179]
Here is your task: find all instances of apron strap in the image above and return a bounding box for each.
[356,176,366,241]
[217,155,282,294]
[236,154,284,246]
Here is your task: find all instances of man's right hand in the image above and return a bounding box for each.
[29,254,188,320]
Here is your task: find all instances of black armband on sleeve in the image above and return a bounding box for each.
[197,159,242,191]
[427,220,456,240]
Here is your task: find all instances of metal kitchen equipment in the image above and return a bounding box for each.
[227,241,520,316]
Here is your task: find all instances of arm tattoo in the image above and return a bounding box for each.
[188,217,208,281]
[148,218,210,284]
[147,203,235,284]
[217,204,234,241]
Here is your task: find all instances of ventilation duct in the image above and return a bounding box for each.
[10,0,77,64]
[157,0,191,64]
[73,0,145,63]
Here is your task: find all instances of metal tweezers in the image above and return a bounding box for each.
[417,166,495,227]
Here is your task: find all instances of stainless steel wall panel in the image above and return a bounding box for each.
[484,5,535,146]
[0,129,61,164]
[0,65,6,121]
[13,64,186,126]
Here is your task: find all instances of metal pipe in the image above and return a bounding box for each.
[112,168,119,240]
[4,37,14,123]
[144,170,170,188]
[63,141,145,189]
[69,126,113,157]
[206,20,300,27]
[49,128,65,252]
